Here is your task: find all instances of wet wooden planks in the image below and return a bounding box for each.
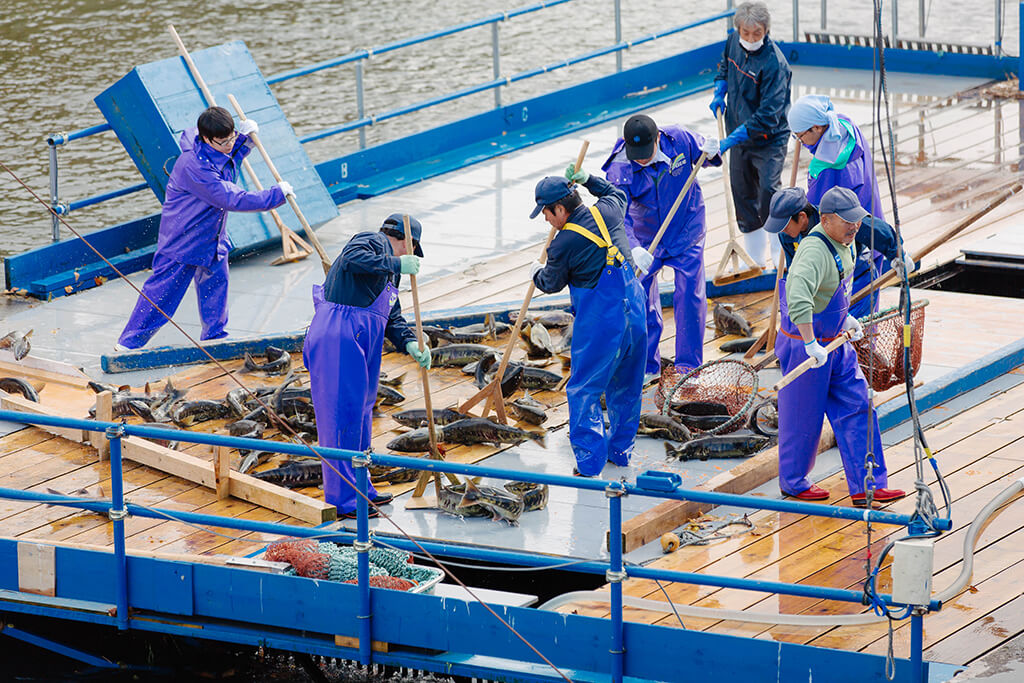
[566,374,1024,667]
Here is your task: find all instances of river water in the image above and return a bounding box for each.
[0,0,1017,263]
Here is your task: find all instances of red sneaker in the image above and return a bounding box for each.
[786,485,830,501]
[851,488,907,507]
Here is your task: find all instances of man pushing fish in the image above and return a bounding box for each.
[303,214,432,518]
[768,186,905,506]
[528,165,646,477]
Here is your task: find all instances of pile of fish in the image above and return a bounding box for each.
[386,416,545,452]
[437,479,549,524]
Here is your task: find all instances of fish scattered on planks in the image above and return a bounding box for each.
[253,460,323,488]
[509,310,575,328]
[719,336,759,353]
[0,329,33,361]
[172,400,232,427]
[637,413,692,442]
[0,377,40,402]
[442,417,545,447]
[430,343,493,368]
[458,480,525,524]
[506,393,548,425]
[713,303,753,337]
[243,346,292,375]
[664,433,770,461]
[390,407,469,428]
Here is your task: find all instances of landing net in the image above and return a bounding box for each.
[657,358,759,435]
[854,299,927,392]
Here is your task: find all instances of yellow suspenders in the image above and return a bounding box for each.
[561,206,625,267]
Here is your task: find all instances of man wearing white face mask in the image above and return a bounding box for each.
[710,1,792,269]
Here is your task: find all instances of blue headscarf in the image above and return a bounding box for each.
[788,94,849,164]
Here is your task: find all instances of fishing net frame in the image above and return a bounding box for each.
[658,358,760,435]
[854,299,928,392]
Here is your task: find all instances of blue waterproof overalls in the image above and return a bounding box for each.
[303,283,393,513]
[775,233,888,497]
[562,207,647,476]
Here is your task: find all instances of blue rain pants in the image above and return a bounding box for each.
[639,241,706,374]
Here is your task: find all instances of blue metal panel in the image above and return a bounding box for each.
[93,40,337,253]
[316,43,725,202]
[0,540,19,591]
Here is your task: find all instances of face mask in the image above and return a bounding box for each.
[739,37,764,52]
[635,156,655,167]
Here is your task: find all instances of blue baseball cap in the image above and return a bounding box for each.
[819,186,868,224]
[530,176,573,219]
[381,213,424,256]
[762,187,809,234]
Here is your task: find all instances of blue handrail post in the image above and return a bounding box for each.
[106,423,130,631]
[1018,2,1023,88]
[606,482,626,683]
[910,609,925,683]
[353,452,372,665]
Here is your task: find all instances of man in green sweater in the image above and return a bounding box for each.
[775,186,905,507]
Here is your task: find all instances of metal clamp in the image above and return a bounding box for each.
[52,201,70,216]
[46,131,68,146]
[105,423,126,440]
[352,540,372,553]
[352,450,372,468]
[605,569,627,583]
[108,507,128,521]
[604,483,626,498]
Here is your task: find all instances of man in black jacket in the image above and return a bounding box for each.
[710,1,792,269]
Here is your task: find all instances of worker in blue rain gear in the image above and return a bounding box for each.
[763,187,916,320]
[710,1,791,268]
[303,214,432,518]
[529,169,646,478]
[116,106,291,351]
[788,94,889,313]
[774,187,906,506]
[602,114,721,381]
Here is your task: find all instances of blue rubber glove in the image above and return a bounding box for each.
[405,340,432,369]
[709,80,727,116]
[564,163,589,185]
[399,254,421,275]
[718,124,749,155]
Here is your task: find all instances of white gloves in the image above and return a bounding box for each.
[892,250,916,274]
[237,119,259,137]
[803,340,827,368]
[277,180,295,198]
[529,260,544,279]
[631,246,654,274]
[842,314,865,342]
[700,136,720,158]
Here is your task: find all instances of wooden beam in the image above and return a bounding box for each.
[0,354,90,389]
[0,390,88,443]
[214,446,230,499]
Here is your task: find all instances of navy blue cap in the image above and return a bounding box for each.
[623,114,658,161]
[819,186,868,224]
[763,187,809,234]
[381,213,424,256]
[530,176,573,219]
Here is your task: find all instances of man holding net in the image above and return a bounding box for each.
[764,186,916,318]
[768,186,905,506]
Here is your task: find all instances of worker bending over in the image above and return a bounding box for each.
[529,168,646,477]
[303,214,432,518]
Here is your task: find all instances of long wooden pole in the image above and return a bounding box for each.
[641,151,709,272]
[459,140,590,421]
[713,111,761,282]
[744,140,801,360]
[227,94,332,274]
[772,332,851,391]
[167,25,317,270]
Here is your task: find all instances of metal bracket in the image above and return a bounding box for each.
[604,483,626,498]
[352,540,372,553]
[352,450,372,468]
[605,569,627,583]
[108,507,128,521]
[105,423,126,440]
[52,201,70,216]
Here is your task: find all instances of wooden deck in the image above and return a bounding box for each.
[564,372,1024,669]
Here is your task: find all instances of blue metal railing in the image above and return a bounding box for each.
[41,0,734,240]
[0,408,943,682]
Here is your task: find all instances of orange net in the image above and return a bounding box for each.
[264,539,331,579]
[853,300,927,392]
[344,576,416,590]
[656,359,759,435]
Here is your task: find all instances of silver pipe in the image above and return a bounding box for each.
[48,142,59,242]
[821,0,827,31]
[614,0,623,72]
[994,0,1002,55]
[492,22,502,107]
[919,0,926,37]
[892,0,899,39]
[356,61,366,150]
[792,0,800,41]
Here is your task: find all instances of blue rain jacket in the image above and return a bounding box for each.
[156,129,285,268]
[715,33,792,146]
[602,125,720,259]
